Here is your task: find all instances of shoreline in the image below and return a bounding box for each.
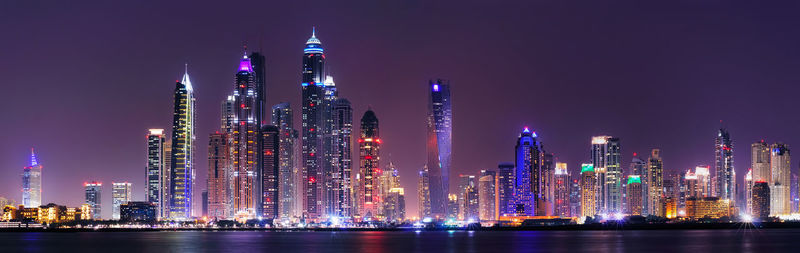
[0,222,796,232]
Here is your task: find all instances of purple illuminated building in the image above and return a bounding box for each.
[425,79,452,219]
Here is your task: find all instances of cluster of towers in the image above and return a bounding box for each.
[137,29,406,222]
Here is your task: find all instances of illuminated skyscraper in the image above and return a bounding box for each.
[384,188,405,222]
[330,98,353,218]
[207,132,230,219]
[497,163,515,217]
[112,182,132,220]
[22,148,42,208]
[358,109,380,219]
[751,141,771,183]
[745,169,753,215]
[580,164,597,218]
[539,152,555,216]
[260,125,280,219]
[169,67,196,219]
[229,53,260,219]
[418,166,431,218]
[380,161,400,219]
[85,182,102,220]
[272,102,297,219]
[513,127,539,216]
[145,129,166,219]
[770,143,791,216]
[457,175,478,220]
[478,170,497,221]
[554,163,570,217]
[626,175,643,215]
[752,181,770,218]
[715,128,735,202]
[629,154,647,213]
[426,79,452,218]
[646,149,663,216]
[301,28,327,220]
[591,136,621,214]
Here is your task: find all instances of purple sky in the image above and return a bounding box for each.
[2,0,800,219]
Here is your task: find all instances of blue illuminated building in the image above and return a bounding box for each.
[426,79,452,218]
[512,127,540,216]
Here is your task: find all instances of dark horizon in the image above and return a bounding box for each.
[2,0,800,219]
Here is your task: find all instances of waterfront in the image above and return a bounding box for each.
[1,228,797,252]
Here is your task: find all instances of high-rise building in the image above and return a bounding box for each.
[647,149,663,216]
[207,133,230,220]
[447,194,459,220]
[752,141,771,183]
[694,166,712,198]
[569,178,581,218]
[260,125,280,219]
[580,164,597,218]
[380,161,401,220]
[112,182,132,220]
[539,152,555,216]
[497,163,515,217]
[169,67,196,219]
[745,169,753,215]
[272,102,297,219]
[301,29,327,220]
[162,140,172,218]
[330,98,353,218]
[22,148,42,208]
[384,188,405,222]
[426,79,452,219]
[554,163,570,217]
[512,127,539,216]
[145,129,166,219]
[478,170,497,221]
[752,181,770,218]
[715,128,735,202]
[770,143,791,216]
[627,175,643,215]
[358,109,380,219]
[418,166,431,218]
[591,136,622,214]
[629,154,647,214]
[230,53,260,220]
[457,175,478,220]
[85,182,102,220]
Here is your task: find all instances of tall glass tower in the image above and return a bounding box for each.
[426,79,452,218]
[301,28,327,220]
[513,127,539,216]
[331,98,353,218]
[146,129,166,218]
[169,67,196,219]
[272,102,297,219]
[22,148,42,208]
[358,109,380,219]
[715,128,735,202]
[231,53,260,219]
[591,136,621,214]
[85,181,102,220]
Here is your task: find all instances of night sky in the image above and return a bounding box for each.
[2,0,800,219]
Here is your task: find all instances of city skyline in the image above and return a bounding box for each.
[3,1,800,220]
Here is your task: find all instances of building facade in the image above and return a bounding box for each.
[512,128,539,216]
[647,149,663,216]
[85,182,102,220]
[715,128,735,203]
[770,143,791,216]
[358,110,380,219]
[111,182,132,220]
[272,103,298,220]
[145,129,167,219]
[580,164,596,218]
[425,79,452,219]
[478,170,497,221]
[22,149,42,208]
[591,136,622,215]
[169,68,196,219]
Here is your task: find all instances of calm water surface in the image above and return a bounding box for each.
[1,228,796,252]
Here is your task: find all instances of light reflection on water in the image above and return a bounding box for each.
[1,229,798,253]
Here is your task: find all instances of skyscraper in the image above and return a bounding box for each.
[629,154,647,214]
[260,125,280,219]
[478,170,497,221]
[272,102,297,219]
[330,98,353,218]
[539,152,555,216]
[22,148,42,208]
[751,141,771,183]
[230,53,260,219]
[513,127,539,216]
[627,175,643,215]
[112,182,132,220]
[207,132,230,220]
[497,163,515,217]
[169,67,196,220]
[770,143,791,216]
[384,188,405,222]
[145,129,166,219]
[418,166,431,218]
[554,163,570,217]
[301,29,327,220]
[457,175,478,220]
[745,169,753,215]
[426,79,452,218]
[580,164,597,218]
[85,182,102,220]
[591,136,622,215]
[752,181,770,218]
[715,128,735,202]
[380,161,401,219]
[358,109,380,219]
[647,149,663,216]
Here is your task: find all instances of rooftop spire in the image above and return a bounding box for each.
[306,26,322,45]
[181,63,193,91]
[30,148,38,167]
